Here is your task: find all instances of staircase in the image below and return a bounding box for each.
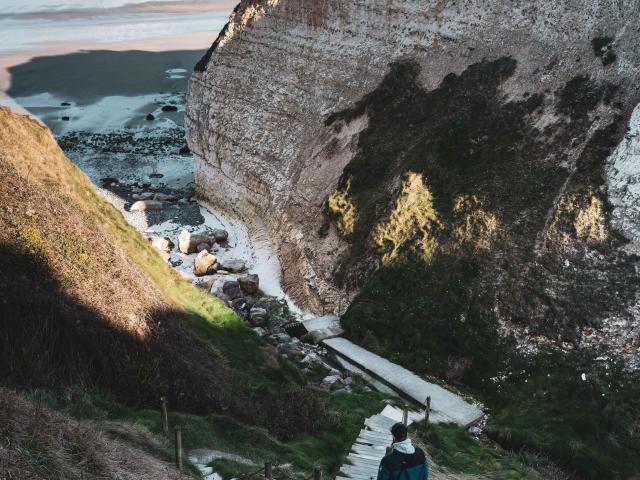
[336,405,421,480]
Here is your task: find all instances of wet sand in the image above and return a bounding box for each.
[7,49,203,102]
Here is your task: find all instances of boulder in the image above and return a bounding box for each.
[132,191,154,201]
[130,200,163,212]
[192,276,215,291]
[231,297,248,311]
[161,105,179,112]
[270,333,291,344]
[154,193,179,202]
[179,145,191,155]
[148,236,174,253]
[278,339,304,355]
[178,229,215,254]
[222,280,243,300]
[61,116,70,121]
[100,177,118,187]
[146,113,155,121]
[212,229,229,243]
[249,307,268,326]
[252,327,267,337]
[321,374,344,390]
[219,258,246,273]
[196,242,210,253]
[194,250,218,276]
[238,274,259,295]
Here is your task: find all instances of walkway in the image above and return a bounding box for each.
[323,338,483,427]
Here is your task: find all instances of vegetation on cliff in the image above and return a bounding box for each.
[326,58,640,478]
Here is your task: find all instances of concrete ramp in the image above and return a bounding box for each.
[323,337,483,427]
[301,315,343,344]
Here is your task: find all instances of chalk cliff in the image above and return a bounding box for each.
[186,0,640,365]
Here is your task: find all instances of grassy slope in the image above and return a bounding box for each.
[324,59,640,479]
[0,388,188,480]
[0,107,309,418]
[0,108,390,478]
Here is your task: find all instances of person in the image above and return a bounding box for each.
[377,423,428,480]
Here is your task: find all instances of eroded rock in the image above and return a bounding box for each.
[194,250,218,276]
[130,200,163,212]
[238,274,259,295]
[148,236,174,253]
[178,229,215,254]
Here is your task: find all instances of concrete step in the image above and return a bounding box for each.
[323,337,483,427]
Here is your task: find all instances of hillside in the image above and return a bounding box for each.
[0,388,187,480]
[186,1,640,477]
[0,106,326,436]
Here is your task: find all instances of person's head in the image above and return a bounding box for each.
[391,422,408,442]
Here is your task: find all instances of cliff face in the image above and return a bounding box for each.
[186,0,640,358]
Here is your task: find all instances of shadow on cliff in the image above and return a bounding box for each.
[325,57,639,478]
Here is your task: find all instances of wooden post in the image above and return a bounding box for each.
[265,461,273,480]
[425,396,431,423]
[402,406,409,426]
[174,426,183,471]
[314,466,322,480]
[161,397,169,436]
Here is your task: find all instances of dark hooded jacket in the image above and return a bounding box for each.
[377,441,428,480]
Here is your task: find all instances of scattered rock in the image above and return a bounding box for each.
[231,297,248,311]
[178,229,215,254]
[321,374,343,390]
[146,113,155,121]
[212,229,229,243]
[222,280,243,300]
[130,200,163,212]
[149,173,164,179]
[238,274,259,295]
[61,116,70,121]
[161,105,179,112]
[196,242,210,253]
[270,333,292,345]
[301,353,324,368]
[249,307,268,326]
[61,102,71,106]
[192,276,215,291]
[278,339,304,356]
[170,259,183,267]
[148,236,174,253]
[219,258,245,273]
[194,250,218,276]
[179,145,191,155]
[252,327,267,337]
[254,297,297,328]
[100,177,118,187]
[154,193,178,202]
[132,192,154,201]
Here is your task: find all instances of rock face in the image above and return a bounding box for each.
[187,0,640,312]
[187,0,640,366]
[607,103,640,251]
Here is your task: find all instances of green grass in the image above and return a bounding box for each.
[415,423,539,479]
[36,384,387,478]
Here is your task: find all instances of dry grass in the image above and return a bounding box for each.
[0,388,188,480]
